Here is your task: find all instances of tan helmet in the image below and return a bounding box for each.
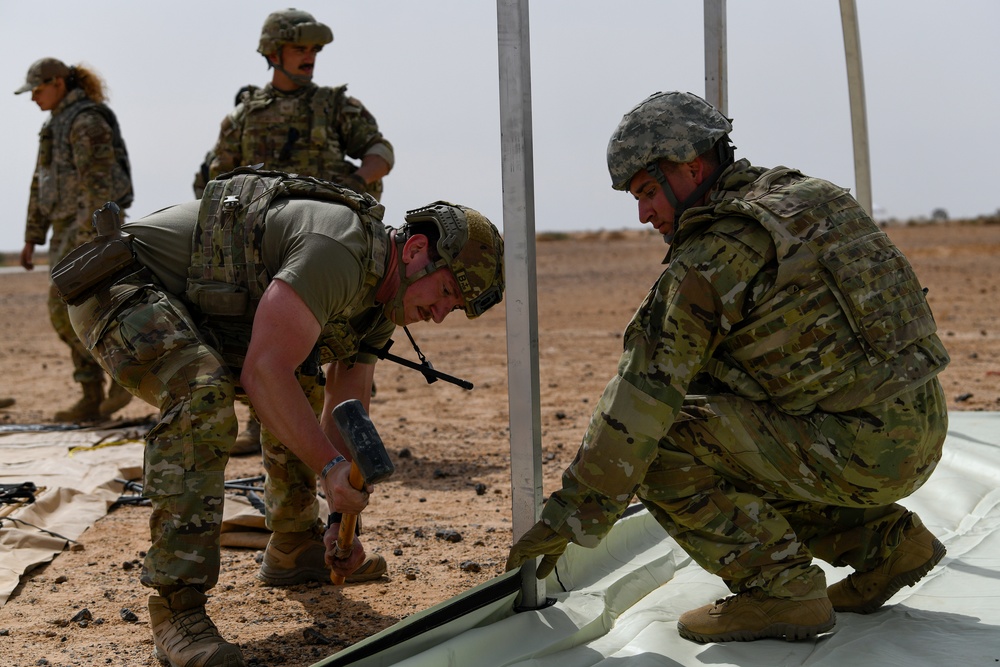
[402,202,505,318]
[257,8,333,56]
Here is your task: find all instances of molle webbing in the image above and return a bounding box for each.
[187,167,388,370]
[713,167,941,411]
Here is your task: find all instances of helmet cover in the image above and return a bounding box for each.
[258,8,333,55]
[607,91,732,191]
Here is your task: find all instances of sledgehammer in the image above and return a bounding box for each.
[328,399,395,584]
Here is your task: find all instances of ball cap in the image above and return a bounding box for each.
[14,57,70,95]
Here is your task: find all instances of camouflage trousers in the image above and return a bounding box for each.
[637,378,947,600]
[249,373,324,533]
[70,280,239,592]
[70,278,331,591]
[47,222,103,386]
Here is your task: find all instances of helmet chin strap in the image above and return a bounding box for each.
[645,145,735,242]
[272,53,313,88]
[385,233,446,325]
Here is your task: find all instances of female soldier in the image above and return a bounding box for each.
[15,57,134,421]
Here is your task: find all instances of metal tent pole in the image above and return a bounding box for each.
[704,0,728,115]
[497,0,545,609]
[839,0,873,215]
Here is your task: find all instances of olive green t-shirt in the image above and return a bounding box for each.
[126,198,394,363]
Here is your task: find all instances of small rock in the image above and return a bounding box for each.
[433,469,448,479]
[414,529,425,538]
[474,483,487,496]
[398,448,412,459]
[70,609,92,624]
[405,568,418,580]
[122,561,134,571]
[393,548,403,556]
[956,393,974,402]
[303,627,331,645]
[435,529,462,543]
[54,575,68,584]
[555,411,566,420]
[119,608,139,623]
[460,561,481,573]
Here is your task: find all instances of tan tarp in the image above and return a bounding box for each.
[0,427,270,606]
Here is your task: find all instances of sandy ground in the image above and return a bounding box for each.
[0,222,998,667]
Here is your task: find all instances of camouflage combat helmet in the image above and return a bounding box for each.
[257,8,333,56]
[607,91,733,191]
[399,202,505,318]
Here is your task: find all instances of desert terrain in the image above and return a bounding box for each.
[1,220,998,666]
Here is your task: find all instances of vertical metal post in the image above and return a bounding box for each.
[839,0,873,214]
[703,0,728,115]
[497,0,545,609]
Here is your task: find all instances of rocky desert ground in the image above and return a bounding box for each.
[1,220,998,666]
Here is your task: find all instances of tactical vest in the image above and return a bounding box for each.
[689,166,947,414]
[37,90,133,219]
[186,167,389,371]
[237,84,383,201]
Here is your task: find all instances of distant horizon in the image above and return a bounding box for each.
[2,213,998,260]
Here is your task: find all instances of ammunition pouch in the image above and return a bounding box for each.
[51,234,139,306]
[185,280,250,318]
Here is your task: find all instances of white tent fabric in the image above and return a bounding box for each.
[321,412,1000,666]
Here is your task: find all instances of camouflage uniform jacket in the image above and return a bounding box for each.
[542,159,950,545]
[25,87,132,247]
[208,83,394,199]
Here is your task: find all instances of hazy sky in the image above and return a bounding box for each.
[1,1,997,253]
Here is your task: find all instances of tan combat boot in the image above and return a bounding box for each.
[231,418,261,456]
[828,518,946,614]
[99,380,133,418]
[257,521,387,586]
[148,587,245,667]
[677,589,835,643]
[53,380,104,422]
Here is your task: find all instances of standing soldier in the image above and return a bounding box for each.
[15,57,134,422]
[208,8,395,453]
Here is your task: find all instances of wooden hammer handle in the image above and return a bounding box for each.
[329,462,366,585]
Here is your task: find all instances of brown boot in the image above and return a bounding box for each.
[828,517,946,614]
[257,522,387,586]
[99,380,134,418]
[148,587,245,667]
[231,418,261,456]
[677,589,835,643]
[53,380,104,422]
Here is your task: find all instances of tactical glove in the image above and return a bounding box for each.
[506,520,569,579]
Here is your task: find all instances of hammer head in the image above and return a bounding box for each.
[332,399,395,485]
